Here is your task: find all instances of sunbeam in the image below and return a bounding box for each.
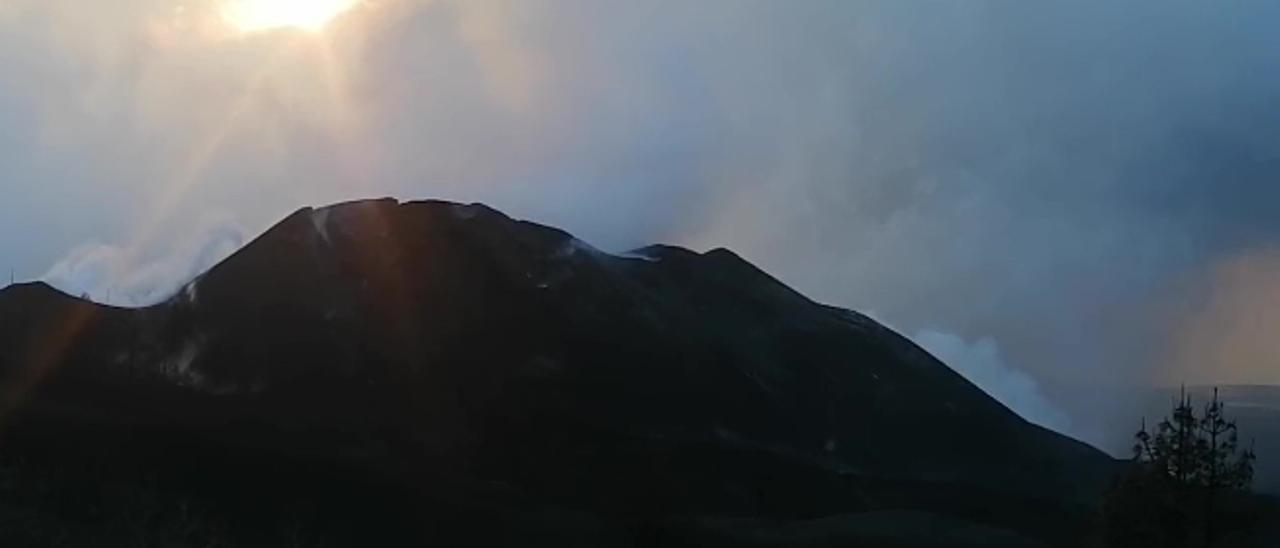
[221,0,360,33]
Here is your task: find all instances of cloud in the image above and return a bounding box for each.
[1162,248,1280,386]
[913,330,1072,434]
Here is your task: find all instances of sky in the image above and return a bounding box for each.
[1,0,1279,451]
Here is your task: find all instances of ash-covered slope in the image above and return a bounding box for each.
[0,198,1118,546]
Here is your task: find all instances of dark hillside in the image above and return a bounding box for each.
[0,198,1122,546]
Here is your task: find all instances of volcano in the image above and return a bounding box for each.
[0,199,1119,547]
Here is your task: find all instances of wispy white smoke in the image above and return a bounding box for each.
[912,330,1072,433]
[42,213,246,307]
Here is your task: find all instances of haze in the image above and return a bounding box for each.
[1,0,1278,452]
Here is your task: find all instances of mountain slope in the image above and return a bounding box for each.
[0,198,1118,546]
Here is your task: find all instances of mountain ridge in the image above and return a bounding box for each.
[0,197,1120,546]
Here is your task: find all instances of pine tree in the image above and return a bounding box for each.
[1192,388,1255,544]
[1109,386,1257,547]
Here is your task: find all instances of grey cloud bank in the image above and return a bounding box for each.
[1,1,1279,451]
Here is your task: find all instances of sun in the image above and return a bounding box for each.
[221,0,360,33]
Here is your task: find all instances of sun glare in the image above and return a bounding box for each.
[222,0,359,33]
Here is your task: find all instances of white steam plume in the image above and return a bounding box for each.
[912,329,1072,434]
[43,213,246,307]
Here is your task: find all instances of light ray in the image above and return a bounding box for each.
[222,0,359,33]
[109,42,297,294]
[0,300,97,436]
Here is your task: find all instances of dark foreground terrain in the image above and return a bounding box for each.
[0,199,1272,546]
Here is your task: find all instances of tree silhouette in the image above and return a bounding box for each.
[1106,387,1257,547]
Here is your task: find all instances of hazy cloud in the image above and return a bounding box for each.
[1163,248,1280,387]
[1,1,1279,451]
